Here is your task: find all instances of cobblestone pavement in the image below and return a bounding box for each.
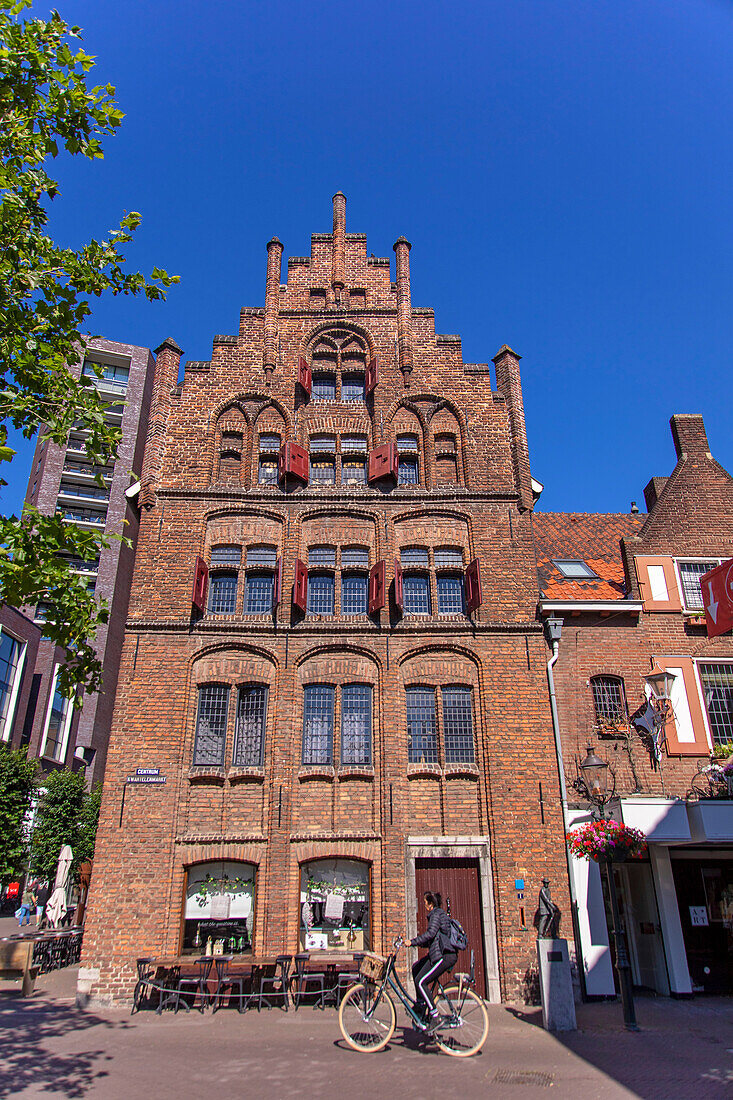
[0,965,731,1099]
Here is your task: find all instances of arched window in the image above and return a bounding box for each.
[308,329,368,402]
[590,676,627,725]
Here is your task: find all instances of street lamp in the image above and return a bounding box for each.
[576,746,640,1032]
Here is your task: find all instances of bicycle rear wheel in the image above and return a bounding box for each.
[339,982,396,1053]
[432,985,489,1057]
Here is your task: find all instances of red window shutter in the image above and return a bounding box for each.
[464,558,482,614]
[293,558,308,611]
[192,556,209,612]
[368,442,398,483]
[273,557,282,608]
[394,557,404,613]
[369,560,386,614]
[279,442,309,484]
[365,356,378,395]
[298,356,312,396]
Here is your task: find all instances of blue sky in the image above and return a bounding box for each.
[5,0,732,515]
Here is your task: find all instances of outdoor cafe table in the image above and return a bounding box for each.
[150,956,279,1010]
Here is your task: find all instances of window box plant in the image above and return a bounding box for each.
[567,819,647,863]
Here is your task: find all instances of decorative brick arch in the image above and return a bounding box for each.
[301,320,376,361]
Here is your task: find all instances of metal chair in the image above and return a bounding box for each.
[172,956,214,1013]
[336,953,363,1004]
[212,955,249,1013]
[258,954,292,1011]
[292,953,327,1010]
[131,957,156,1014]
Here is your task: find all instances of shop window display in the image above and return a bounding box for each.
[183,860,255,955]
[299,858,370,952]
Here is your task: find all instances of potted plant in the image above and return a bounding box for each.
[567,819,647,863]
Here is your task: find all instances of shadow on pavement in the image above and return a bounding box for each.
[0,996,130,1098]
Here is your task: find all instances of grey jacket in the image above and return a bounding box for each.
[411,906,452,963]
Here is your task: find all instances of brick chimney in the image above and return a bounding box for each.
[263,236,283,383]
[493,345,533,511]
[141,337,183,508]
[393,236,413,385]
[670,414,710,460]
[643,476,668,512]
[331,191,346,305]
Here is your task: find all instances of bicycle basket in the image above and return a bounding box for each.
[359,953,388,982]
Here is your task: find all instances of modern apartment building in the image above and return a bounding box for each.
[5,338,156,786]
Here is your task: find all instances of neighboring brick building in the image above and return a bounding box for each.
[535,415,733,997]
[80,194,570,1005]
[8,339,156,787]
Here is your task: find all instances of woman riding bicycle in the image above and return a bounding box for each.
[409,891,457,1029]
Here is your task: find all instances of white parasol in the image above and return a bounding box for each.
[45,844,73,929]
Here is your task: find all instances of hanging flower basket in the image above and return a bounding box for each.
[567,820,647,863]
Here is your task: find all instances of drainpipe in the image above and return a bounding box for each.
[544,616,587,1000]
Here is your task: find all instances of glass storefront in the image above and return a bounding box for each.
[299,858,370,951]
[183,861,255,955]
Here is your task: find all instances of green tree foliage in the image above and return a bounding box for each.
[0,743,39,883]
[77,779,101,866]
[30,766,91,880]
[0,1,178,697]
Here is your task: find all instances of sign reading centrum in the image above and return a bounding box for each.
[125,768,167,785]
[700,558,733,638]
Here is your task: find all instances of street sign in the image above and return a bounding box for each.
[700,558,733,637]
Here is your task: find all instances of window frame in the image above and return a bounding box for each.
[340,683,372,765]
[0,630,26,743]
[590,675,628,726]
[208,569,239,615]
[40,664,74,764]
[302,683,335,765]
[675,558,721,612]
[697,662,733,747]
[192,683,230,767]
[232,683,268,767]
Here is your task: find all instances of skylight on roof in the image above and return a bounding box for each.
[552,559,598,579]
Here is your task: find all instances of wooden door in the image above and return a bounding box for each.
[414,857,487,998]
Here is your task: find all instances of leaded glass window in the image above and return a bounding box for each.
[308,546,336,567]
[310,458,335,484]
[437,574,464,614]
[342,374,365,402]
[233,684,267,766]
[443,687,474,763]
[342,573,368,615]
[341,684,372,764]
[208,571,238,614]
[342,459,367,485]
[307,573,335,615]
[247,546,277,567]
[245,572,274,614]
[312,373,336,401]
[434,548,463,570]
[406,688,438,763]
[193,685,229,766]
[398,456,419,485]
[342,548,369,569]
[302,684,334,764]
[403,574,431,614]
[400,548,429,568]
[211,546,242,566]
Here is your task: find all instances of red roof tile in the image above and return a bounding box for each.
[533,512,645,601]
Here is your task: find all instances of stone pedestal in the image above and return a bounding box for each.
[537,938,577,1031]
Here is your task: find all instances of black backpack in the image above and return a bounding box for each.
[442,915,468,953]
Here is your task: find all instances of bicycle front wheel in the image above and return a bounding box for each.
[432,985,489,1057]
[339,982,396,1052]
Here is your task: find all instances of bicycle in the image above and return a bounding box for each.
[338,938,489,1057]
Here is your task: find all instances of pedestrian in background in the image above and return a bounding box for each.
[35,880,49,928]
[17,883,36,928]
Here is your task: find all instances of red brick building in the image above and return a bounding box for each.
[535,414,733,997]
[79,195,570,1004]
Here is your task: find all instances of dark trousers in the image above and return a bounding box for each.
[412,952,457,1014]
